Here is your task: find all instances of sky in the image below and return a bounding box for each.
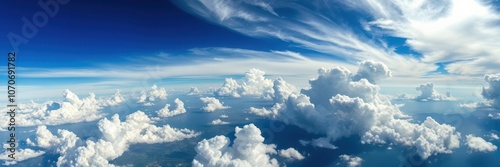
[1,0,500,99]
[1,1,500,166]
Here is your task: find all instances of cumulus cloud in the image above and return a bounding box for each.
[278,148,305,161]
[489,133,499,140]
[137,85,167,103]
[156,98,187,118]
[414,83,456,101]
[187,87,201,95]
[219,114,228,118]
[104,89,125,106]
[28,111,199,166]
[465,134,497,153]
[481,73,500,108]
[0,148,45,166]
[460,73,500,109]
[210,119,229,125]
[215,68,274,99]
[193,124,302,167]
[250,60,461,159]
[200,97,230,112]
[0,89,125,128]
[352,60,392,84]
[339,155,362,167]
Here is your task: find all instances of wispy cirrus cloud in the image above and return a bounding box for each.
[349,0,500,76]
[173,0,500,79]
[173,0,437,78]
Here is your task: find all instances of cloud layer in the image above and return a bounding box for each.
[250,60,462,159]
[192,124,303,167]
[0,89,124,128]
[28,111,199,166]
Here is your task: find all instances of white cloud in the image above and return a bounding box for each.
[460,73,500,109]
[187,87,201,95]
[250,60,461,159]
[220,114,228,118]
[297,138,338,150]
[352,60,392,84]
[414,83,456,101]
[104,89,125,106]
[210,119,229,125]
[193,124,292,167]
[0,148,45,166]
[29,111,199,166]
[488,113,500,120]
[465,134,497,153]
[156,98,187,118]
[0,89,125,128]
[278,148,305,161]
[215,68,274,99]
[27,125,81,153]
[339,154,362,167]
[174,0,441,82]
[200,97,230,112]
[489,133,499,140]
[482,73,500,108]
[137,85,167,103]
[351,0,500,76]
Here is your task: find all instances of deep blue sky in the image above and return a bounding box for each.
[2,0,496,100]
[0,0,289,68]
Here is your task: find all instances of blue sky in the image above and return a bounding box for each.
[2,1,500,166]
[2,0,500,100]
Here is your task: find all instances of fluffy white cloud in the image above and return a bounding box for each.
[481,73,500,108]
[278,148,305,161]
[0,89,125,128]
[489,133,499,140]
[210,119,229,125]
[0,148,45,166]
[27,125,80,153]
[460,73,500,109]
[215,68,274,99]
[156,98,187,118]
[104,89,125,106]
[188,87,201,95]
[200,97,230,112]
[250,60,461,159]
[339,155,362,167]
[193,124,302,167]
[352,60,392,84]
[465,134,497,153]
[414,83,456,101]
[219,114,228,118]
[137,85,167,103]
[29,111,199,166]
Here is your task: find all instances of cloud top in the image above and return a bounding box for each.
[200,97,230,112]
[192,124,281,167]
